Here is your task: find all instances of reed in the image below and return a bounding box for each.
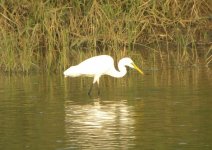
[0,0,211,72]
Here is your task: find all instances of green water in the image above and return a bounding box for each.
[0,69,211,150]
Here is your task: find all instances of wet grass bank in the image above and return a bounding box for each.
[0,0,211,72]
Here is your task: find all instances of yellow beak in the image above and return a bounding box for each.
[132,63,144,75]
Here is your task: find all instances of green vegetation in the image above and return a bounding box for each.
[0,0,211,72]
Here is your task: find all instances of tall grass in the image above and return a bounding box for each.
[0,0,211,72]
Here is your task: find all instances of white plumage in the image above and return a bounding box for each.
[64,55,144,95]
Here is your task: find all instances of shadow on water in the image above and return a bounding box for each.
[0,68,212,150]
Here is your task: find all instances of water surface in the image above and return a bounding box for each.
[0,69,211,150]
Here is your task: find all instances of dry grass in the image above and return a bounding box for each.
[0,0,211,72]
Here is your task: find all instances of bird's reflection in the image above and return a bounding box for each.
[64,99,135,149]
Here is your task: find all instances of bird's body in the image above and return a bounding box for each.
[64,55,144,96]
[65,55,115,78]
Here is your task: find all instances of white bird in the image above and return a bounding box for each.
[64,55,144,96]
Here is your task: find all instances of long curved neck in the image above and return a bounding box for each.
[109,59,127,78]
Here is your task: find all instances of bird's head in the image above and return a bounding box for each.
[121,58,144,75]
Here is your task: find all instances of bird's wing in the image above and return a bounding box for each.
[77,55,114,76]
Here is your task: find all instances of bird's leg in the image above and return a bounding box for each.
[90,75,100,96]
[97,83,100,96]
[88,83,93,96]
[96,77,100,96]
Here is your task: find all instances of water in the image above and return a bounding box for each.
[0,69,211,150]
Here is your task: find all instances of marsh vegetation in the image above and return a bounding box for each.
[0,0,211,72]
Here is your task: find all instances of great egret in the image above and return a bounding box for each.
[64,55,144,96]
